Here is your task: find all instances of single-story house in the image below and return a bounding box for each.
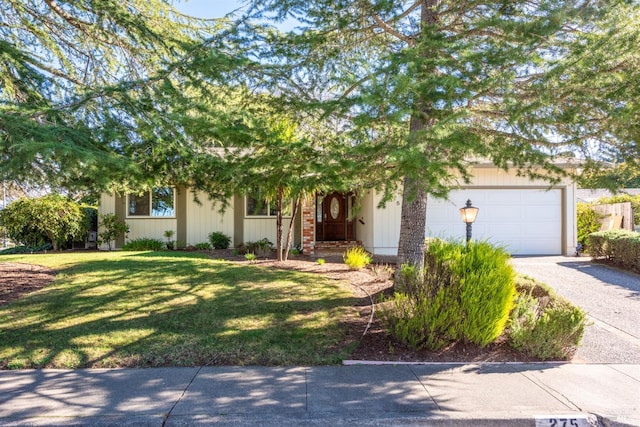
[98,162,578,256]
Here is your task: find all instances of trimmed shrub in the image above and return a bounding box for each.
[380,239,516,350]
[343,246,372,270]
[122,238,165,251]
[208,231,231,250]
[508,276,586,360]
[588,230,640,271]
[194,242,211,250]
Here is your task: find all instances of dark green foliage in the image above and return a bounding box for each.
[236,238,273,257]
[97,214,130,251]
[194,242,212,250]
[508,276,586,360]
[576,203,603,248]
[381,240,516,350]
[0,195,86,250]
[208,231,231,250]
[122,238,165,251]
[0,243,53,255]
[588,230,640,271]
[380,264,459,350]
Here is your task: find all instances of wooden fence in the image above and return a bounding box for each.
[592,202,634,231]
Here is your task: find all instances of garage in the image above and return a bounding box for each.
[426,188,564,255]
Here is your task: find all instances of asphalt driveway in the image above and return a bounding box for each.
[511,256,640,363]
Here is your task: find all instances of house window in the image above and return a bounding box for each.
[128,187,175,217]
[245,194,292,217]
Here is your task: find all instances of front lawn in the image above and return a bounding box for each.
[0,251,358,369]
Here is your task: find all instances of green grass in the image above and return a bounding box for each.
[0,251,358,369]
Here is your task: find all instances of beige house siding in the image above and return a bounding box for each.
[355,191,375,253]
[126,218,176,243]
[358,190,403,256]
[243,218,281,246]
[184,191,234,246]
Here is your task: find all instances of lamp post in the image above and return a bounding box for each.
[459,199,479,243]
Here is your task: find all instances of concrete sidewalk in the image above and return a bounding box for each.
[0,363,638,426]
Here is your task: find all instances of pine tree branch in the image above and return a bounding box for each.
[42,0,93,31]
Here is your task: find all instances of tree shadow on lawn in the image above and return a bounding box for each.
[0,256,361,369]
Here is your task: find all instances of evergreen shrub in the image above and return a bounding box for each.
[208,231,231,250]
[508,276,586,360]
[122,238,165,251]
[381,239,516,350]
[588,230,640,271]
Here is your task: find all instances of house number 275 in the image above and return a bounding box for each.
[535,416,590,427]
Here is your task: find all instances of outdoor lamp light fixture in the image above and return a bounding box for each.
[459,199,479,243]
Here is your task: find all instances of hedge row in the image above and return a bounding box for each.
[589,230,640,271]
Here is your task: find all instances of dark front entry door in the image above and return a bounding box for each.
[323,192,347,240]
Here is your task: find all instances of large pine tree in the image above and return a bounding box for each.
[0,0,235,193]
[244,0,637,274]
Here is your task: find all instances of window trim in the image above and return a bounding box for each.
[244,195,293,218]
[126,187,176,219]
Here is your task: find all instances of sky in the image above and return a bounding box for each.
[173,0,247,19]
[173,1,298,31]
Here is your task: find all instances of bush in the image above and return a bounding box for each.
[0,195,87,250]
[588,229,640,271]
[380,239,516,350]
[236,238,272,257]
[98,214,129,251]
[380,264,459,350]
[508,276,586,360]
[122,238,165,251]
[164,230,175,250]
[208,231,231,250]
[343,246,372,270]
[576,203,603,249]
[0,243,53,254]
[194,242,211,250]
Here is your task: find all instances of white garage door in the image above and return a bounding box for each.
[426,189,562,255]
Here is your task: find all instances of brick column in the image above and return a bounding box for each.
[302,199,315,255]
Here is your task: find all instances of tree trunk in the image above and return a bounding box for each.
[282,195,301,262]
[276,187,284,261]
[397,176,428,269]
[395,0,438,283]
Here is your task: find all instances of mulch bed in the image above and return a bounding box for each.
[0,262,56,306]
